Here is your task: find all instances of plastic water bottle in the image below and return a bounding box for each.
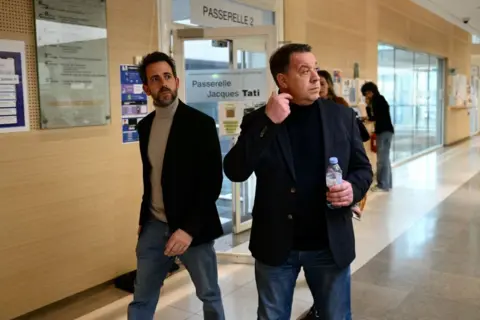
[326,157,343,209]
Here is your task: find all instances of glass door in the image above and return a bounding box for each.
[173,26,276,234]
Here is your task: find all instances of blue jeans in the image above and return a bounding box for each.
[376,131,393,190]
[255,250,351,320]
[128,219,225,320]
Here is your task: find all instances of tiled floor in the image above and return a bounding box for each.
[351,171,480,319]
[16,137,480,320]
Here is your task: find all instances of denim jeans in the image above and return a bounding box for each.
[128,219,225,320]
[255,250,351,320]
[376,131,393,190]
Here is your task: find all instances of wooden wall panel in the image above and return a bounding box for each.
[0,0,158,318]
[285,0,473,147]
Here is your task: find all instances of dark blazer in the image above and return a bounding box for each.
[137,100,224,247]
[224,99,373,268]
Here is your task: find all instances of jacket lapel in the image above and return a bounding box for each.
[276,125,296,181]
[139,112,155,167]
[318,99,333,172]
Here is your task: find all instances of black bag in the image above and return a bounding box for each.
[357,118,370,142]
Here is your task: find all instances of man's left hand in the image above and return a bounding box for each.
[327,181,354,208]
[164,229,193,257]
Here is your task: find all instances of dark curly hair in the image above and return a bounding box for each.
[361,82,380,96]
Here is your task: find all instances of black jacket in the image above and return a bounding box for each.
[367,94,394,134]
[224,99,373,267]
[137,101,224,246]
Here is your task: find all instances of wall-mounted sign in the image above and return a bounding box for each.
[0,40,29,133]
[185,69,267,103]
[218,100,264,136]
[120,65,149,144]
[190,0,264,27]
[34,0,110,129]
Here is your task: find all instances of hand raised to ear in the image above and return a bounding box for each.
[265,91,292,124]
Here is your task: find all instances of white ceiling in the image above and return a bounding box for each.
[411,0,480,36]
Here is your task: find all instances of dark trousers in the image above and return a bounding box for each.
[377,131,393,190]
[255,249,352,320]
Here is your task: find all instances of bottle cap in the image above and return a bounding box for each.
[329,157,338,165]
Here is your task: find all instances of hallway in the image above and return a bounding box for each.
[21,137,480,320]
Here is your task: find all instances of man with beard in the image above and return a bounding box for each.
[128,52,225,320]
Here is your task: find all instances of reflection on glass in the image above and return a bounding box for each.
[237,47,267,223]
[182,40,233,229]
[34,0,110,129]
[413,52,429,153]
[429,56,441,147]
[378,45,396,157]
[394,49,414,162]
[377,44,444,162]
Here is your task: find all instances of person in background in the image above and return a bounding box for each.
[128,51,225,320]
[361,82,394,192]
[318,69,350,107]
[317,69,369,215]
[224,43,373,320]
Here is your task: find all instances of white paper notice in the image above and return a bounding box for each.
[0,100,16,108]
[0,108,17,116]
[0,75,19,84]
[0,84,15,92]
[0,92,16,100]
[218,101,244,136]
[134,84,143,94]
[0,116,17,124]
[0,39,30,133]
[0,58,14,75]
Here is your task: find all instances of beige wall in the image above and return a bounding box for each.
[285,0,472,146]
[0,0,158,318]
[473,54,480,67]
[473,45,480,55]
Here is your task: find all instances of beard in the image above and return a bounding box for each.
[153,87,178,107]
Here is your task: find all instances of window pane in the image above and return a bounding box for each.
[429,56,442,147]
[413,52,430,153]
[393,49,414,161]
[378,45,395,105]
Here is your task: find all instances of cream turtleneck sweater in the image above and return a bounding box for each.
[148,98,179,222]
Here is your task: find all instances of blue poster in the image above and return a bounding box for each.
[0,40,29,133]
[120,65,149,143]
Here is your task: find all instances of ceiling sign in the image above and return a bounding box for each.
[190,0,264,27]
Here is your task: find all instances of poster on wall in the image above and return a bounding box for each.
[0,40,29,133]
[218,100,263,136]
[341,78,355,105]
[120,65,149,144]
[332,69,342,95]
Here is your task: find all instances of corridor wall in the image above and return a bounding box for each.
[0,0,158,318]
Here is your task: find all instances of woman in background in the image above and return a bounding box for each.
[318,70,349,107]
[317,70,369,216]
[361,81,394,192]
